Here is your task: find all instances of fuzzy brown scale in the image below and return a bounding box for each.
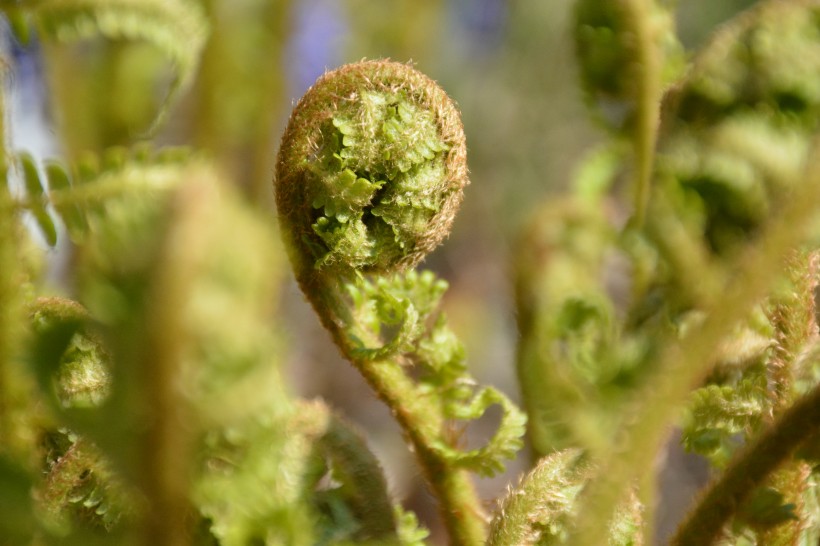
[274,60,468,282]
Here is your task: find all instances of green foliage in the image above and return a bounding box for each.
[519,1,820,545]
[6,1,820,545]
[346,270,448,360]
[515,199,621,454]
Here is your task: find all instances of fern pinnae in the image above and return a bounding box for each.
[43,159,87,241]
[434,385,526,477]
[487,449,586,546]
[6,145,197,247]
[17,151,58,247]
[488,449,643,546]
[672,377,820,546]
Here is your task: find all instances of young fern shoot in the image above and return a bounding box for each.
[275,60,525,546]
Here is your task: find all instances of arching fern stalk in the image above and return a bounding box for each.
[275,60,526,546]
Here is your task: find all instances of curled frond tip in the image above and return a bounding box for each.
[275,60,468,277]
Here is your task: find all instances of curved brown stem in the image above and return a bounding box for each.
[624,0,662,229]
[312,281,487,546]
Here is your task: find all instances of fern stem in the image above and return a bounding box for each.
[0,52,8,443]
[571,148,820,546]
[670,378,820,546]
[192,0,291,209]
[0,53,24,460]
[418,455,486,546]
[247,0,292,209]
[321,296,488,545]
[0,145,10,451]
[0,185,15,454]
[624,0,662,229]
[138,178,221,545]
[304,284,486,545]
[358,369,488,545]
[637,460,658,545]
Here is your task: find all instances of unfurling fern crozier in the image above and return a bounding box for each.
[274,61,517,546]
[275,60,468,281]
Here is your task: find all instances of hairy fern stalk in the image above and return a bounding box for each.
[5,1,820,546]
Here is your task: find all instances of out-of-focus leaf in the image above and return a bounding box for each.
[33,0,209,126]
[45,160,88,241]
[19,152,58,246]
[657,0,820,253]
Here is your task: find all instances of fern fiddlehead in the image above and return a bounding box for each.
[275,59,467,283]
[275,60,524,545]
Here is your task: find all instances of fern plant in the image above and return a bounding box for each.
[5,0,820,545]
